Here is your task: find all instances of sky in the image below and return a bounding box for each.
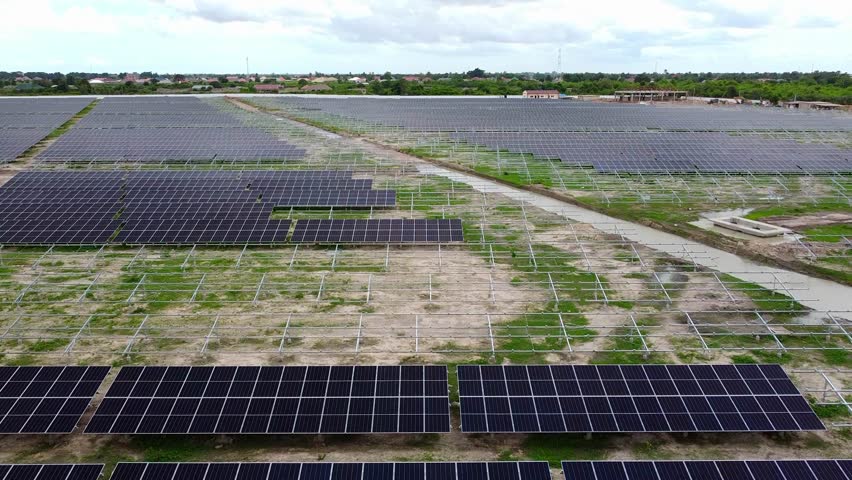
[0,0,850,74]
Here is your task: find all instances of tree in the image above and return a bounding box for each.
[382,71,393,80]
[466,67,485,78]
[725,85,739,98]
[76,79,92,95]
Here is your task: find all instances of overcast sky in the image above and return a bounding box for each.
[1,0,850,74]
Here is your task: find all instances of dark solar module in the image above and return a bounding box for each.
[0,366,110,434]
[291,219,465,244]
[0,98,92,162]
[562,460,852,480]
[457,364,824,433]
[35,97,306,163]
[111,462,552,480]
[273,97,852,132]
[0,464,103,480]
[86,365,451,434]
[0,170,398,245]
[452,131,850,174]
[268,97,852,173]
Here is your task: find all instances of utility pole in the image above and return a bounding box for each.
[557,48,562,77]
[246,57,249,77]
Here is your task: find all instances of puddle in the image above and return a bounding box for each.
[417,164,852,312]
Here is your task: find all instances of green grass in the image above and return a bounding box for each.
[730,354,758,364]
[745,200,851,221]
[803,224,852,243]
[809,402,852,419]
[718,273,807,313]
[522,434,611,466]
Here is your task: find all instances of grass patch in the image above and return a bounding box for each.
[522,434,611,466]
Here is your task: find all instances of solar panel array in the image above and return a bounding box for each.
[0,170,399,245]
[111,462,552,480]
[0,366,110,434]
[277,97,852,132]
[86,365,451,434]
[0,98,92,162]
[454,131,849,173]
[37,97,305,162]
[0,464,104,480]
[457,364,824,433]
[273,97,852,173]
[292,219,465,243]
[562,460,852,480]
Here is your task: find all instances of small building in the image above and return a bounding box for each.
[254,84,280,93]
[310,76,337,83]
[301,84,332,92]
[522,90,559,99]
[348,76,366,84]
[783,101,843,111]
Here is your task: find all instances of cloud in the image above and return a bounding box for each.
[0,0,849,73]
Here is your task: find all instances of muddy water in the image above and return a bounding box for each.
[417,164,852,313]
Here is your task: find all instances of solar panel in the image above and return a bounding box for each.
[0,464,104,480]
[265,97,852,174]
[36,97,306,163]
[562,460,852,480]
[0,98,92,162]
[291,219,465,244]
[0,171,396,245]
[111,462,552,480]
[457,364,824,433]
[0,366,110,434]
[86,365,451,434]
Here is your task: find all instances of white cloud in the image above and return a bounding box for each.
[0,0,849,73]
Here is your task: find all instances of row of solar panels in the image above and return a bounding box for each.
[0,98,93,162]
[0,170,467,245]
[0,364,823,435]
[453,131,851,174]
[274,97,852,132]
[36,97,306,162]
[0,218,465,245]
[5,460,852,480]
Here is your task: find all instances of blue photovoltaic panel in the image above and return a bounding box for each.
[267,97,852,174]
[37,97,306,163]
[111,462,552,480]
[0,170,395,245]
[562,460,852,480]
[0,464,103,480]
[291,219,464,244]
[457,364,824,433]
[86,365,451,434]
[0,365,110,434]
[0,98,92,162]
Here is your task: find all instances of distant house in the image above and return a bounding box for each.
[301,84,332,92]
[254,84,280,93]
[784,101,842,111]
[348,76,366,84]
[157,78,173,85]
[522,90,560,99]
[402,76,420,82]
[311,76,337,83]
